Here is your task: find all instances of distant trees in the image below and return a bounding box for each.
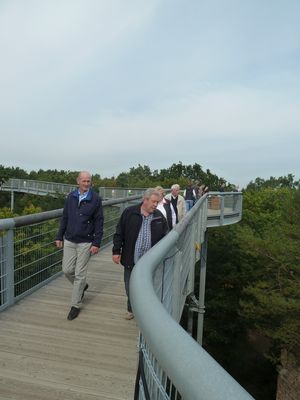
[115,161,227,189]
[238,188,300,359]
[0,165,103,187]
[203,180,300,399]
[1,162,228,191]
[246,173,300,191]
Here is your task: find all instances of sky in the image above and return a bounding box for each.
[0,0,299,188]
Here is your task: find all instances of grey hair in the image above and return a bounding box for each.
[77,171,92,179]
[154,185,165,194]
[143,188,160,199]
[171,184,180,190]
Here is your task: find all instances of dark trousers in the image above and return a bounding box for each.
[124,267,132,312]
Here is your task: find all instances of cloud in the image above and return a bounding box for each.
[0,0,160,115]
[72,83,300,149]
[0,0,300,188]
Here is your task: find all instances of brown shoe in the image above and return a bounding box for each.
[125,312,134,320]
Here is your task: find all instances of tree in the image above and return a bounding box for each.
[246,174,300,191]
[202,187,300,399]
[238,189,300,359]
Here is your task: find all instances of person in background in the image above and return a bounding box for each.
[197,184,205,198]
[193,181,200,202]
[183,183,196,211]
[112,188,168,320]
[155,186,176,229]
[55,171,104,321]
[165,184,186,224]
[203,185,209,195]
[219,182,226,192]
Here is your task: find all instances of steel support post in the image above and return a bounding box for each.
[6,228,15,307]
[10,190,14,212]
[197,231,208,345]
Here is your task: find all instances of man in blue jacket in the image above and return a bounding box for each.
[112,188,168,320]
[56,171,104,320]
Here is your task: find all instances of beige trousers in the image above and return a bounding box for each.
[62,240,91,308]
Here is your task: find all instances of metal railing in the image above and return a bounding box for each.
[0,178,77,196]
[0,179,147,199]
[130,192,253,399]
[0,191,251,399]
[0,195,142,311]
[99,187,148,199]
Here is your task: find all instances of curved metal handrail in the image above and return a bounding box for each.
[130,193,253,400]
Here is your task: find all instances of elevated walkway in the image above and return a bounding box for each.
[0,179,145,198]
[0,191,252,399]
[0,178,76,197]
[0,247,138,400]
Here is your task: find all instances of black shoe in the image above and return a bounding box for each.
[81,283,89,301]
[67,306,80,320]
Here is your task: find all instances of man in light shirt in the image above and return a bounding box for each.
[165,184,186,224]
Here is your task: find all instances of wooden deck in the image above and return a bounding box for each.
[0,247,139,400]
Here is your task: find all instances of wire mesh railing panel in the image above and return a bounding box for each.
[137,337,182,400]
[131,193,251,400]
[207,193,242,213]
[0,196,143,310]
[101,205,122,247]
[14,218,62,297]
[153,257,175,315]
[177,227,194,292]
[0,235,8,307]
[3,179,76,196]
[99,187,146,200]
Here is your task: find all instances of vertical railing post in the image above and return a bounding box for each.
[220,194,225,225]
[6,228,15,307]
[10,190,14,212]
[172,250,183,321]
[197,230,208,345]
[187,220,196,296]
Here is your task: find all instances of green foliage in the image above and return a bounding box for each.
[116,164,154,187]
[21,203,42,215]
[246,173,300,191]
[204,186,300,368]
[238,188,300,357]
[115,161,227,189]
[1,161,230,191]
[0,165,28,180]
[201,184,300,398]
[14,218,62,296]
[0,207,14,219]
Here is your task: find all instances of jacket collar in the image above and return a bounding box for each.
[71,189,93,201]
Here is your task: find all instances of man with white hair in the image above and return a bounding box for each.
[165,184,186,224]
[112,188,168,320]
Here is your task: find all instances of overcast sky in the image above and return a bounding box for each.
[1,0,299,187]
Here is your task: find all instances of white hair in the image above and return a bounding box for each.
[143,188,160,199]
[77,171,92,180]
[171,184,180,190]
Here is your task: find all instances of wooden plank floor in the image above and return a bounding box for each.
[0,247,139,400]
